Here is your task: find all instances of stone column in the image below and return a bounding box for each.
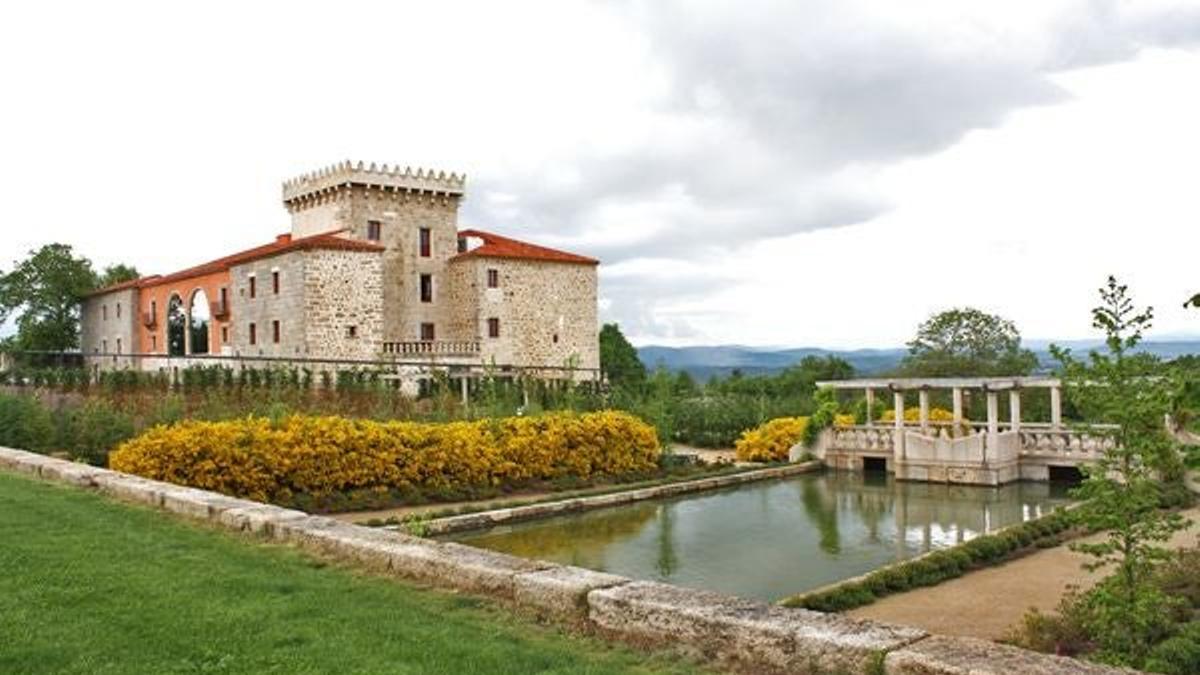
[1009,389,1022,431]
[952,387,963,424]
[894,390,905,461]
[460,376,469,405]
[918,389,930,434]
[986,390,999,465]
[865,388,875,427]
[1050,386,1063,429]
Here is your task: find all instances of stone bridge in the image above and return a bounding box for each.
[802,377,1116,486]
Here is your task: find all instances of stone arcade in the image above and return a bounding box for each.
[80,162,600,382]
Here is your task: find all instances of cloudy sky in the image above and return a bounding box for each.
[2,0,1199,348]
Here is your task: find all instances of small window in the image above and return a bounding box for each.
[367,220,382,241]
[151,334,157,351]
[116,338,122,354]
[420,323,435,341]
[553,333,559,344]
[249,275,257,299]
[420,274,433,303]
[487,269,499,289]
[219,287,228,309]
[487,317,500,339]
[249,323,257,345]
[346,325,358,339]
[102,305,108,321]
[419,228,431,257]
[272,320,280,344]
[150,299,157,318]
[272,271,280,295]
[221,326,229,344]
[457,237,467,253]
[116,303,121,319]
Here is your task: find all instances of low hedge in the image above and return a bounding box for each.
[110,411,661,504]
[785,507,1075,612]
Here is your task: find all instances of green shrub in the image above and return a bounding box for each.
[58,399,136,466]
[0,393,55,453]
[1145,622,1200,675]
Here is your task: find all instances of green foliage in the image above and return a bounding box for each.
[1145,622,1200,675]
[57,398,136,466]
[0,244,98,351]
[1185,293,1200,309]
[598,323,646,388]
[0,393,56,453]
[97,263,140,288]
[900,307,1038,376]
[1051,277,1193,667]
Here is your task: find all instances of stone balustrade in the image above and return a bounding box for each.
[381,340,481,357]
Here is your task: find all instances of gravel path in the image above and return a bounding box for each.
[847,507,1200,640]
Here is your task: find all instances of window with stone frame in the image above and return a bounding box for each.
[346,325,357,339]
[249,322,257,345]
[272,320,280,344]
[420,274,433,303]
[487,269,499,289]
[420,323,435,341]
[249,275,257,299]
[272,270,280,295]
[221,326,228,344]
[367,220,382,241]
[487,317,500,339]
[419,227,432,257]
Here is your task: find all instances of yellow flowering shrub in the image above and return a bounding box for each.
[879,407,956,423]
[734,417,809,462]
[109,411,661,503]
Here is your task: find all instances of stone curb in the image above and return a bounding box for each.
[412,460,823,536]
[0,446,1143,674]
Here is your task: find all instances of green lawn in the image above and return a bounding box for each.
[0,471,701,675]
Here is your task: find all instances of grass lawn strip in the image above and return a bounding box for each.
[0,470,704,675]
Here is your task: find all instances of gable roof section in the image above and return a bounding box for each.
[86,230,383,296]
[452,229,598,265]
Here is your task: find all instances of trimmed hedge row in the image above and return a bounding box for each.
[110,411,661,504]
[784,507,1076,612]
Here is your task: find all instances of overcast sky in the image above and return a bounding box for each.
[2,1,1199,348]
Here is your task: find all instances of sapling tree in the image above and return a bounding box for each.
[1052,276,1191,666]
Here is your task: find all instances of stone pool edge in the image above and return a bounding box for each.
[406,460,824,536]
[0,446,1132,675]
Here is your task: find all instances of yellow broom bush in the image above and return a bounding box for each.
[879,407,956,423]
[109,411,660,503]
[733,413,856,463]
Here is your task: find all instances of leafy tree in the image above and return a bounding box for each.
[0,244,98,351]
[900,307,1038,376]
[97,263,140,288]
[598,323,646,388]
[1186,292,1199,309]
[1052,277,1191,666]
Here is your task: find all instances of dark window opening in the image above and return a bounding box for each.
[367,220,382,241]
[249,276,256,299]
[420,323,435,341]
[552,333,559,344]
[346,325,357,339]
[419,228,431,257]
[272,320,280,344]
[151,335,157,351]
[221,326,228,344]
[249,323,257,345]
[863,457,888,473]
[102,305,108,321]
[420,274,433,303]
[487,317,500,339]
[116,303,121,319]
[272,271,280,295]
[487,269,499,288]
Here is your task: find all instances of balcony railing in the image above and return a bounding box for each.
[141,311,156,328]
[210,300,229,320]
[382,341,481,357]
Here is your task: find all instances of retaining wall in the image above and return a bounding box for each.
[0,447,1133,675]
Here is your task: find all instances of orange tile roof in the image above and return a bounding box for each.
[86,230,383,296]
[453,229,598,265]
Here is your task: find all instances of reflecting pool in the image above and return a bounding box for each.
[448,472,1074,602]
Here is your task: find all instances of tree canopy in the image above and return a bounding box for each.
[598,323,646,387]
[900,307,1038,376]
[0,244,99,351]
[97,263,140,288]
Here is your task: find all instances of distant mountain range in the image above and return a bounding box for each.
[636,340,1200,381]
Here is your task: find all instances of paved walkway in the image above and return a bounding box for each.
[848,507,1200,640]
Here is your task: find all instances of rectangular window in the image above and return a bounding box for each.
[102,305,108,321]
[420,274,433,303]
[221,326,228,344]
[487,317,500,339]
[219,287,227,309]
[151,299,157,318]
[487,269,499,289]
[419,227,431,257]
[272,271,280,295]
[420,323,435,341]
[367,220,382,241]
[249,275,256,299]
[116,303,121,319]
[249,323,257,345]
[151,334,157,351]
[272,320,280,344]
[346,325,357,339]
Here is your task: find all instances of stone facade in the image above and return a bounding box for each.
[80,161,599,377]
[80,286,139,368]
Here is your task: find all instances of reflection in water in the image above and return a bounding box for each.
[450,472,1073,602]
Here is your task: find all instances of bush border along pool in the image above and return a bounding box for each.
[782,506,1078,612]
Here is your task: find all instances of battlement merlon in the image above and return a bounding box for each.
[282,160,466,205]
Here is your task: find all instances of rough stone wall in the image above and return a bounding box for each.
[288,185,461,343]
[228,252,308,358]
[80,287,139,369]
[448,257,599,372]
[301,249,383,360]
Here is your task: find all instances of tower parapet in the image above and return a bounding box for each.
[282,160,466,207]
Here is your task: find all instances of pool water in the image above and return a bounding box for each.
[448,471,1073,602]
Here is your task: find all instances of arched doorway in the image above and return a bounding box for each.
[167,294,187,356]
[189,289,211,355]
